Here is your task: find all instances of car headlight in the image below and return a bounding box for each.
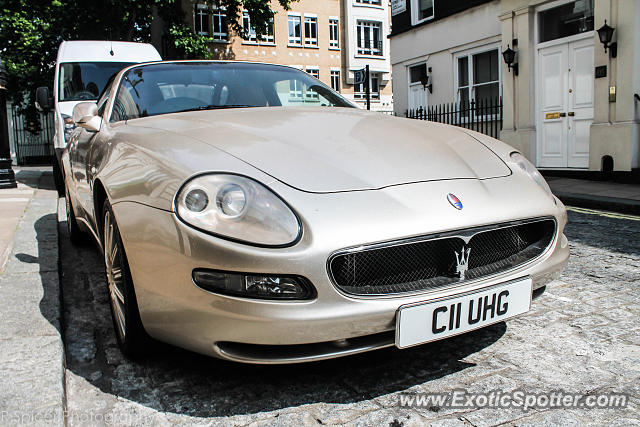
[61,114,75,143]
[175,174,301,247]
[510,152,553,197]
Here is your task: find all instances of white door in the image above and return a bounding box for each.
[567,38,594,168]
[537,37,593,168]
[408,83,426,112]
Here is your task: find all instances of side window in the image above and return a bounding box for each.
[111,84,141,122]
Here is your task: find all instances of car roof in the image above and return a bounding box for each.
[57,40,162,63]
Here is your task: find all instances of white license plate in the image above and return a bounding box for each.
[396,277,532,348]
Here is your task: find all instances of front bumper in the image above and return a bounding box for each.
[112,177,569,363]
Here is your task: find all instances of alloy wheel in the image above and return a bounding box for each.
[104,210,126,341]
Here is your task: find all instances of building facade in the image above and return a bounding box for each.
[182,0,393,112]
[341,0,393,110]
[390,0,640,174]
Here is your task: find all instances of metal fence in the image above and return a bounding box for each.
[406,97,503,139]
[11,107,55,165]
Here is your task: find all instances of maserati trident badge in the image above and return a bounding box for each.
[455,247,471,280]
[447,193,463,210]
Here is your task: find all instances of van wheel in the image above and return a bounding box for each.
[102,200,149,358]
[65,188,83,244]
[53,160,64,196]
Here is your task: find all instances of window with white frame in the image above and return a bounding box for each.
[306,67,320,79]
[212,7,228,41]
[261,17,275,44]
[329,18,339,48]
[354,73,380,100]
[194,4,210,36]
[304,16,318,47]
[242,11,257,42]
[242,12,274,44]
[411,0,434,25]
[305,67,320,100]
[356,21,383,56]
[455,48,500,106]
[355,0,382,5]
[288,14,302,45]
[330,70,341,92]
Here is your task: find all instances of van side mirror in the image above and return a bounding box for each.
[72,102,101,132]
[35,87,52,113]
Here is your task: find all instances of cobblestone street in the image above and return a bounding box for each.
[59,207,639,426]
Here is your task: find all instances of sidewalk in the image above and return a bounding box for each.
[547,176,640,215]
[0,166,65,426]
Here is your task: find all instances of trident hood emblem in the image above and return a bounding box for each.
[455,247,471,280]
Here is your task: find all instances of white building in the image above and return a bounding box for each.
[390,0,640,176]
[342,0,394,111]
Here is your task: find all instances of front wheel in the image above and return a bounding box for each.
[102,200,150,358]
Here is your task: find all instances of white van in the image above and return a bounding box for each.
[36,40,161,193]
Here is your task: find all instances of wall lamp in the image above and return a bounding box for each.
[597,20,617,58]
[420,67,433,93]
[502,44,518,76]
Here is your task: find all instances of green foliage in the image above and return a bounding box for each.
[167,24,214,59]
[0,0,298,108]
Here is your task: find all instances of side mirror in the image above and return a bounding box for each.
[72,102,101,132]
[35,87,52,113]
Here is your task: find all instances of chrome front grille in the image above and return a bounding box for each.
[328,218,556,296]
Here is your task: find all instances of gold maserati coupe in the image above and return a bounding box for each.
[63,61,569,363]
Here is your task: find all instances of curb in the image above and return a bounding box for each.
[554,192,640,216]
[0,174,66,426]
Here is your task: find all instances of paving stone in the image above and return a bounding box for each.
[57,207,640,425]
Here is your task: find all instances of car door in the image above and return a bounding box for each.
[70,125,100,217]
[70,85,112,226]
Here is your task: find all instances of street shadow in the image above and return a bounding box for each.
[14,168,57,192]
[19,211,63,340]
[565,209,640,256]
[51,207,507,418]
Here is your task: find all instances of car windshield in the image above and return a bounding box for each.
[110,62,355,122]
[59,62,135,101]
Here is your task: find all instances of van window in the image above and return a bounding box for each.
[59,62,134,102]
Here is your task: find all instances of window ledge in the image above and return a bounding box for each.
[287,43,304,48]
[353,3,384,10]
[304,44,320,49]
[329,47,341,51]
[354,54,386,59]
[412,15,435,26]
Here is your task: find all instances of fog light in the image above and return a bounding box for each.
[245,275,304,296]
[192,269,315,300]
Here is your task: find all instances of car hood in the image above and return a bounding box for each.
[127,107,511,193]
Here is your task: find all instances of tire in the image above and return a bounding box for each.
[65,188,83,244]
[102,200,150,358]
[53,160,65,196]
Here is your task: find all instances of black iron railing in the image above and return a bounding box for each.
[11,107,55,165]
[406,97,503,139]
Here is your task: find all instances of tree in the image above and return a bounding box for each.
[0,0,298,108]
